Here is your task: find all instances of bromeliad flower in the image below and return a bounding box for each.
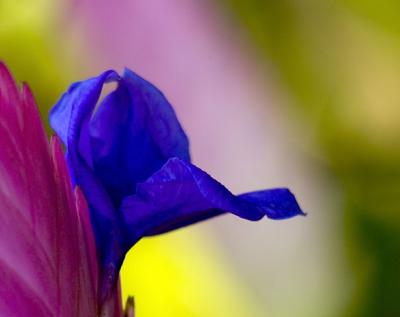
[49,68,305,301]
[0,63,122,316]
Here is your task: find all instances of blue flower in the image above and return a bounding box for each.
[49,68,304,300]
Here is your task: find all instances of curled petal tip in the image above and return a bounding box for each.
[121,158,304,244]
[0,62,19,106]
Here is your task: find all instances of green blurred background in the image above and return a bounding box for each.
[1,0,399,316]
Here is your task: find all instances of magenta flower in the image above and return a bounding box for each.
[0,63,123,316]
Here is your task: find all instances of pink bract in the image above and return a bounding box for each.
[0,63,122,316]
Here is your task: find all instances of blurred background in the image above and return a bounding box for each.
[1,0,399,316]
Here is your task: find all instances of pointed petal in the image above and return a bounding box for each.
[75,187,99,301]
[121,158,304,243]
[0,63,109,316]
[0,63,20,129]
[50,136,98,316]
[0,63,58,313]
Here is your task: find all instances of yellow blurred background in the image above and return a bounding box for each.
[1,1,399,316]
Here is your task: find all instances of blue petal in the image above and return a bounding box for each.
[123,68,190,162]
[49,70,124,266]
[120,157,304,245]
[89,70,190,204]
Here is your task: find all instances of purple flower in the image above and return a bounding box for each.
[49,68,304,299]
